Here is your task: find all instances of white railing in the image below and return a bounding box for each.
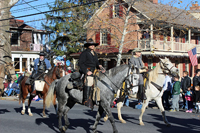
[138,39,200,53]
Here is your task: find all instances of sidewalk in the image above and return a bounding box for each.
[0,96,19,101]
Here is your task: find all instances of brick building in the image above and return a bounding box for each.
[70,0,200,77]
[9,19,51,73]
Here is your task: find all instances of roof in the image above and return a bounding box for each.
[84,0,200,29]
[127,0,200,28]
[70,45,130,57]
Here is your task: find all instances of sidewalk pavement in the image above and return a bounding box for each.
[0,96,19,101]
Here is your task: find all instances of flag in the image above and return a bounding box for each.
[188,47,198,66]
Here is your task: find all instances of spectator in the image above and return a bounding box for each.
[124,95,129,107]
[4,79,18,96]
[185,87,193,113]
[24,68,30,77]
[181,71,191,110]
[193,69,200,106]
[162,73,172,110]
[3,79,9,91]
[17,72,24,84]
[170,75,181,112]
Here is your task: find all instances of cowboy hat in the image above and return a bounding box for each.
[131,48,142,53]
[84,38,99,47]
[39,51,45,56]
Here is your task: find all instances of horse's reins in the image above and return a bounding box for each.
[99,66,134,94]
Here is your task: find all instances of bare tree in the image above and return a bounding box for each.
[0,0,19,64]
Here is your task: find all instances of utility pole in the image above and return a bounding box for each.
[0,0,19,65]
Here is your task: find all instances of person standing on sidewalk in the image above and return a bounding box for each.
[181,71,191,110]
[170,75,181,112]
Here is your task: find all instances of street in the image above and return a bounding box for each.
[0,99,200,133]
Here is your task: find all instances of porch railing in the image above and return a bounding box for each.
[138,39,200,53]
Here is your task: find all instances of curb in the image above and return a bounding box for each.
[0,96,19,101]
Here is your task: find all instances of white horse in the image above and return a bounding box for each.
[104,57,179,126]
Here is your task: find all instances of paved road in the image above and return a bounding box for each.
[0,99,200,133]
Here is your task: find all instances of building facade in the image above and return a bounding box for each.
[9,19,51,73]
[75,0,200,77]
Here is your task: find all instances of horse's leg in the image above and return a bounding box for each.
[117,102,126,123]
[102,103,118,133]
[155,97,171,126]
[21,86,29,115]
[139,99,149,126]
[42,94,47,118]
[27,91,36,116]
[62,101,76,132]
[90,105,104,132]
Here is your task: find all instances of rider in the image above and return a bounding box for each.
[78,38,104,109]
[129,48,147,101]
[25,51,51,96]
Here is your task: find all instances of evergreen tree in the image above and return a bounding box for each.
[43,0,99,59]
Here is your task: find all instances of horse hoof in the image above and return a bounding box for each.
[62,126,66,132]
[29,113,33,116]
[43,115,47,118]
[21,110,25,115]
[90,125,96,130]
[140,122,145,126]
[166,123,171,127]
[103,117,108,122]
[120,120,126,123]
[93,129,98,133]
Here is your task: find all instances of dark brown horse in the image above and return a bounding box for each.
[19,66,64,117]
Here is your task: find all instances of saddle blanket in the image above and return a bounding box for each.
[34,80,45,91]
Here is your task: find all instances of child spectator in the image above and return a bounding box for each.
[170,75,181,112]
[185,87,193,113]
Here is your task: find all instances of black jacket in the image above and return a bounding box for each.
[181,76,191,93]
[193,76,200,91]
[78,48,100,74]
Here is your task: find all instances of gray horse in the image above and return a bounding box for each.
[45,64,134,133]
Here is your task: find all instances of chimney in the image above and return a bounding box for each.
[149,0,158,4]
[190,1,200,10]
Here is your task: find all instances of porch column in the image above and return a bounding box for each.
[171,26,174,52]
[27,57,30,72]
[188,29,191,44]
[20,55,23,72]
[150,24,153,50]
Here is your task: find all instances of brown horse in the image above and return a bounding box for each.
[19,66,64,117]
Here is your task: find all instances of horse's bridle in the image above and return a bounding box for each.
[160,61,177,76]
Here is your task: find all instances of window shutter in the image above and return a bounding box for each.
[107,28,111,45]
[95,30,100,45]
[189,63,192,77]
[110,4,113,18]
[119,4,123,17]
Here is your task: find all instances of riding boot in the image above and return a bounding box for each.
[83,86,94,109]
[30,83,36,97]
[138,85,147,101]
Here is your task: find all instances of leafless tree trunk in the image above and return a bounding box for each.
[0,0,19,65]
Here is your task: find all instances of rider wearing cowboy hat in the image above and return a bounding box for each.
[129,48,147,101]
[25,51,51,96]
[78,38,105,109]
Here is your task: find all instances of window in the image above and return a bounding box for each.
[11,32,20,46]
[114,4,120,18]
[109,4,123,18]
[101,29,108,45]
[96,29,111,45]
[148,58,153,70]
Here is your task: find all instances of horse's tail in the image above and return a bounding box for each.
[18,77,25,105]
[46,79,58,108]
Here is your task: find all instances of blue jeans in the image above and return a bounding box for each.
[124,95,129,106]
[182,94,188,109]
[5,88,14,96]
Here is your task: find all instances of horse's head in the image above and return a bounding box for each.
[4,62,17,81]
[125,64,138,88]
[160,57,179,77]
[55,65,65,79]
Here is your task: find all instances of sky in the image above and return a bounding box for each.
[10,0,199,30]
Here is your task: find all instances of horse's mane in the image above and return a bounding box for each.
[148,63,160,82]
[99,64,128,78]
[45,66,56,78]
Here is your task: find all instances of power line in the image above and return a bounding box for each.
[0,0,39,11]
[0,0,105,22]
[22,0,42,13]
